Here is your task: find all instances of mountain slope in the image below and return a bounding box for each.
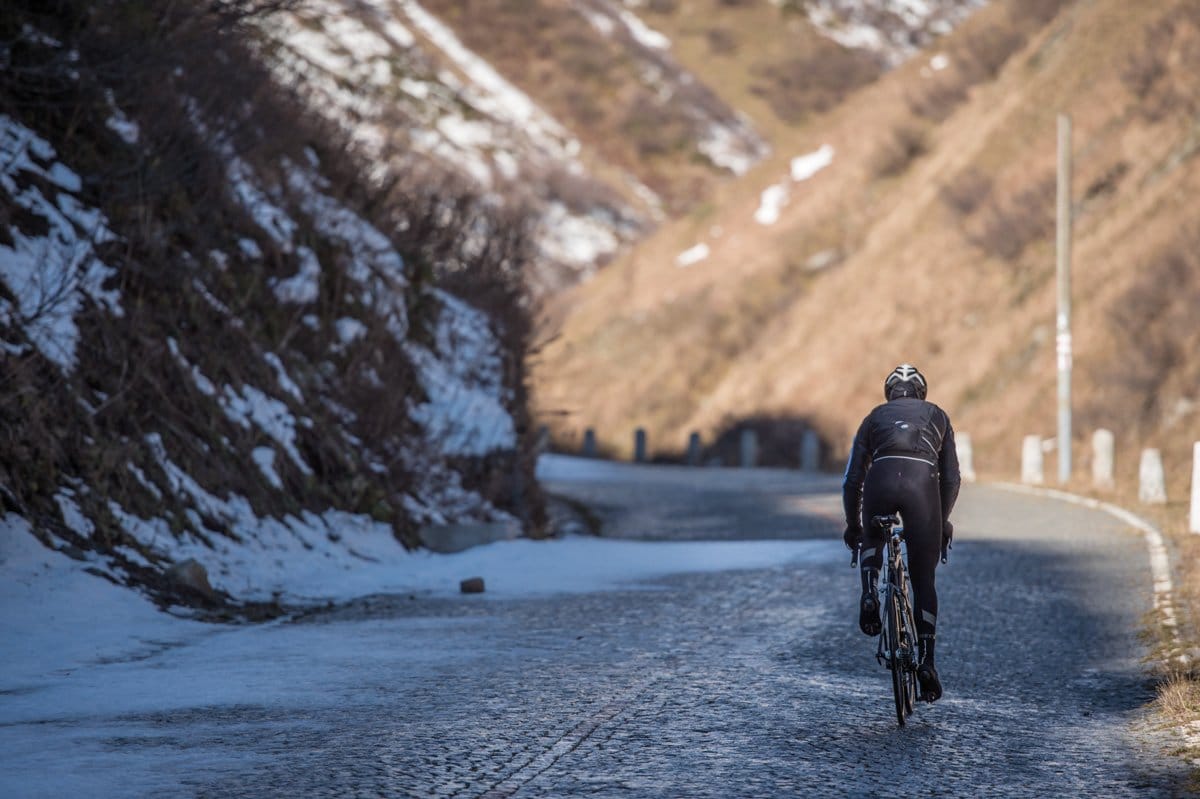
[535,0,1200,482]
[0,2,544,612]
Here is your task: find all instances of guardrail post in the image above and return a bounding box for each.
[957,432,976,482]
[800,430,820,473]
[1138,448,1167,504]
[1021,435,1044,485]
[740,429,758,468]
[687,431,702,466]
[1092,429,1114,490]
[582,428,597,458]
[634,428,647,463]
[1191,442,1200,533]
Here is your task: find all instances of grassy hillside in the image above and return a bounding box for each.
[535,0,1200,490]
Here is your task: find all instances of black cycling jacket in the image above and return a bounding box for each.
[842,396,961,529]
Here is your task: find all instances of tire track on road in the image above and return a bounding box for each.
[474,676,660,799]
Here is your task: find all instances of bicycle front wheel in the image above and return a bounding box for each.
[886,584,906,726]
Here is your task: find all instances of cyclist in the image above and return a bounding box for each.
[842,364,961,702]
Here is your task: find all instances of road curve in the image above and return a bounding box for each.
[2,457,1187,797]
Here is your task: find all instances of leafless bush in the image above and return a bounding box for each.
[870,122,928,178]
[955,25,1027,83]
[906,72,969,122]
[1121,6,1200,121]
[707,28,738,55]
[621,95,693,159]
[1005,0,1071,26]
[939,167,993,217]
[967,174,1056,261]
[1102,225,1200,422]
[751,42,881,124]
[646,0,679,12]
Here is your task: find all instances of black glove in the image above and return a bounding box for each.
[843,524,863,551]
[942,520,954,551]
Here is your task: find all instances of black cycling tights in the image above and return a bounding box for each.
[859,458,942,638]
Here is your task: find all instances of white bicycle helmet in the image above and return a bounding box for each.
[884,363,927,400]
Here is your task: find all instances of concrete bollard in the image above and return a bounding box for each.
[800,430,821,473]
[957,433,976,482]
[740,429,758,468]
[1138,448,1167,504]
[1092,429,1114,490]
[582,428,597,458]
[1190,442,1200,533]
[634,428,647,463]
[687,432,702,466]
[1021,435,1044,485]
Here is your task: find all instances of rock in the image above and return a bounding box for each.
[460,577,485,594]
[166,558,217,599]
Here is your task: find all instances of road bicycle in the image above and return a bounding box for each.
[852,513,919,726]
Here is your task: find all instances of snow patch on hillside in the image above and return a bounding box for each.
[676,242,710,268]
[791,144,836,182]
[801,0,986,67]
[616,7,670,50]
[399,0,572,156]
[406,291,516,458]
[0,115,123,373]
[756,144,835,226]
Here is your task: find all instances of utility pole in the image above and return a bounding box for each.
[1056,114,1073,483]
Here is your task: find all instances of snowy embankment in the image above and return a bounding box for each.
[1,456,841,705]
[1,99,526,606]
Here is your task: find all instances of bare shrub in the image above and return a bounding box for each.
[939,167,993,217]
[870,122,928,178]
[621,94,693,159]
[751,42,881,124]
[707,28,738,55]
[955,25,1027,83]
[906,72,969,122]
[967,174,1056,261]
[1005,0,1070,26]
[1121,6,1200,121]
[1100,225,1200,423]
[646,0,679,12]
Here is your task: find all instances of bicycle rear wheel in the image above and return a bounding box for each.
[885,583,906,726]
[899,582,918,715]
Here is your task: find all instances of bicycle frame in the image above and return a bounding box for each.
[876,526,914,668]
[868,514,919,724]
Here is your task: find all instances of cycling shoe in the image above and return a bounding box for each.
[917,661,943,702]
[858,591,881,636]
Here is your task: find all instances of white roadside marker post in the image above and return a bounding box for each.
[1022,435,1044,485]
[1139,448,1167,505]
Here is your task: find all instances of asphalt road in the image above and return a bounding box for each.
[4,459,1189,797]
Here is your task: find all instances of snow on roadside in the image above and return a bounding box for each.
[0,508,840,700]
[0,515,211,694]
[0,115,124,373]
